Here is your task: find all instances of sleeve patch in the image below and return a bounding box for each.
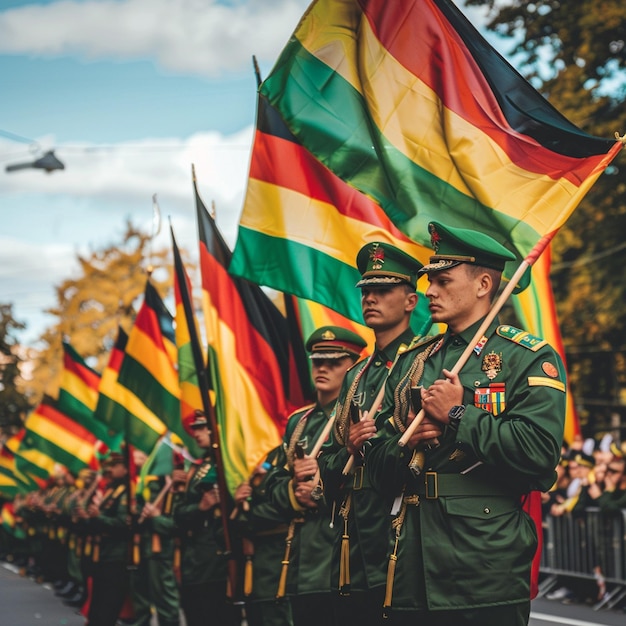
[542,362,559,378]
[528,376,565,392]
[497,325,546,351]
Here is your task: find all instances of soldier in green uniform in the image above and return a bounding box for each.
[317,242,425,625]
[173,411,231,626]
[232,445,294,626]
[81,451,132,626]
[367,222,567,626]
[264,325,367,626]
[62,468,100,606]
[129,449,180,626]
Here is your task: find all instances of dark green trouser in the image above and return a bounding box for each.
[130,556,180,626]
[246,598,294,626]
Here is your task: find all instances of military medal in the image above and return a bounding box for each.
[474,382,506,415]
[482,351,502,380]
[473,334,488,356]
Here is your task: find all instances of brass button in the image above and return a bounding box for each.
[483,507,490,514]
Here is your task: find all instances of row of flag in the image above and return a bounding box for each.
[0,174,368,502]
[2,0,623,505]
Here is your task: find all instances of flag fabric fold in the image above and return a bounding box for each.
[0,439,34,495]
[116,280,200,456]
[230,93,432,331]
[195,174,305,493]
[171,227,205,435]
[20,396,99,476]
[512,247,580,443]
[95,327,167,456]
[58,341,121,449]
[252,0,622,287]
[4,430,47,489]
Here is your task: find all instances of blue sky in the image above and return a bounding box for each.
[0,0,314,345]
[0,0,494,346]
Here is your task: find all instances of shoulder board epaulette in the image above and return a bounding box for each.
[403,333,445,355]
[286,403,316,421]
[496,325,547,351]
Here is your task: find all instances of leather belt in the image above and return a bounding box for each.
[415,471,511,499]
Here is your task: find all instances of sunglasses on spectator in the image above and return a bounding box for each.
[606,467,623,474]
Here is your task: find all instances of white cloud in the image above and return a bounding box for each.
[0,236,77,344]
[1,124,254,344]
[0,0,309,76]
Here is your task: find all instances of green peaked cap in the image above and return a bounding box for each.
[305,325,367,360]
[419,221,516,275]
[356,242,422,289]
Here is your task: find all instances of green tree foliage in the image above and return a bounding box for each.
[29,221,172,401]
[0,304,33,431]
[466,0,626,430]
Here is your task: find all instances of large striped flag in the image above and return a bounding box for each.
[233,0,622,297]
[95,327,168,456]
[512,248,580,443]
[171,227,205,435]
[230,93,432,332]
[114,284,201,457]
[19,396,99,476]
[195,173,305,493]
[4,430,46,489]
[0,440,33,495]
[1,502,26,539]
[58,341,121,449]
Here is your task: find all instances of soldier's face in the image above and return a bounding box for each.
[107,462,127,480]
[360,285,415,333]
[425,265,483,333]
[312,356,353,398]
[192,425,211,449]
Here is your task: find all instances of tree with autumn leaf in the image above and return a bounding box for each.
[0,303,33,431]
[27,221,173,403]
[466,0,626,434]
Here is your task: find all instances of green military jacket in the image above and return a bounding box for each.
[173,457,227,586]
[87,480,130,563]
[136,476,176,560]
[368,318,566,611]
[319,327,419,593]
[265,402,340,597]
[233,445,291,602]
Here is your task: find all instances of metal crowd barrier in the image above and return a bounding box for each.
[539,507,626,610]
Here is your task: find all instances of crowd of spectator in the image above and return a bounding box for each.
[541,433,626,609]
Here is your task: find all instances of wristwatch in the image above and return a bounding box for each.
[310,481,324,501]
[448,404,466,430]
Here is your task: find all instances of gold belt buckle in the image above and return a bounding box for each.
[353,465,364,490]
[425,471,438,499]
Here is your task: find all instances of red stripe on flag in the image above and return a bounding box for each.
[250,128,417,243]
[199,248,286,426]
[63,351,100,390]
[35,401,97,442]
[362,0,608,183]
